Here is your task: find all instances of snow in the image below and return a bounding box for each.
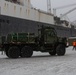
[0,47,76,75]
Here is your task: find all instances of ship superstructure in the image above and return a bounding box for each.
[0,0,54,24]
[0,0,76,37]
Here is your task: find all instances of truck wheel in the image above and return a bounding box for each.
[56,44,66,56]
[8,46,20,58]
[5,47,9,57]
[49,50,56,56]
[20,46,33,58]
[5,50,9,57]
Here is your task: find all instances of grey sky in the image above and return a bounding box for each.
[31,0,76,22]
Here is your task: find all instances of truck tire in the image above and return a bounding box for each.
[56,44,66,56]
[5,50,9,57]
[49,50,56,56]
[20,46,33,58]
[5,47,9,57]
[8,46,20,58]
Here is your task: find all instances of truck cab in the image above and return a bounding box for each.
[35,26,67,56]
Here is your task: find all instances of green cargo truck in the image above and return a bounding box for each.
[0,26,68,58]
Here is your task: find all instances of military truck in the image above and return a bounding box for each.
[0,26,67,58]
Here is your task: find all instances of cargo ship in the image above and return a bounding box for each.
[0,0,76,37]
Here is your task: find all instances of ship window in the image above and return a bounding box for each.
[26,9,27,13]
[14,6,16,12]
[20,7,22,14]
[7,4,8,7]
[0,19,6,23]
[0,19,2,22]
[38,25,39,27]
[7,20,9,24]
[28,0,30,3]
[0,19,3,22]
[4,3,6,10]
[3,20,5,23]
[4,3,6,6]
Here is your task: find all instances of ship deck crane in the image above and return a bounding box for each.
[47,0,51,13]
[53,3,76,16]
[60,7,76,19]
[60,7,76,27]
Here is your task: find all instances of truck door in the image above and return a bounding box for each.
[44,29,57,44]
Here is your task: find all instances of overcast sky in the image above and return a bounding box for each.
[31,0,76,22]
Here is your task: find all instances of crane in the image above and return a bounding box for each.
[60,7,76,19]
[53,3,76,16]
[47,0,51,13]
[60,7,76,27]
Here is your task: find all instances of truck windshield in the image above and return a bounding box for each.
[45,29,57,37]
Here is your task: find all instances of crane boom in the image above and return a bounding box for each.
[60,7,76,18]
[55,3,76,9]
[53,3,76,16]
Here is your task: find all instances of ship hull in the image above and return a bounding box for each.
[0,15,76,37]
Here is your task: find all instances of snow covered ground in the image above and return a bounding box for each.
[0,46,76,75]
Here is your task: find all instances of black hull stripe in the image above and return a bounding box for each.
[0,15,75,37]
